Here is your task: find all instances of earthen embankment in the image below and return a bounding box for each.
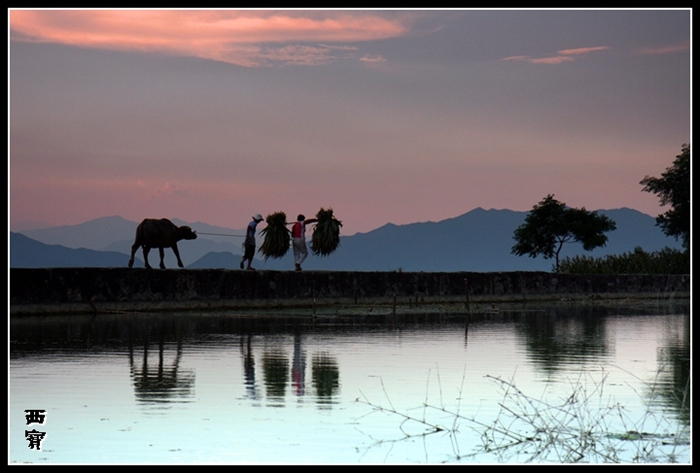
[9,268,690,315]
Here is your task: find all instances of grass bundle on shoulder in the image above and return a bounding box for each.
[259,212,290,259]
[311,208,342,256]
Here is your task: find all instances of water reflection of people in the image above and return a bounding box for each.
[292,332,306,397]
[241,334,259,400]
[239,330,339,408]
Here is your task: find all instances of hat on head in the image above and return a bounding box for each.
[253,214,263,221]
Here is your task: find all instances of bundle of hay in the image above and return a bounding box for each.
[259,211,290,259]
[311,208,342,256]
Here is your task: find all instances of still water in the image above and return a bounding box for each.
[10,303,690,464]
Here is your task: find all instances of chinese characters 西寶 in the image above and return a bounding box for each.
[24,410,47,451]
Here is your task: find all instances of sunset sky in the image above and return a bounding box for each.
[9,9,691,235]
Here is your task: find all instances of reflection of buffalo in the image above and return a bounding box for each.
[128,218,197,269]
[129,337,195,404]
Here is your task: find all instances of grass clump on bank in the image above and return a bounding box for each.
[559,246,689,275]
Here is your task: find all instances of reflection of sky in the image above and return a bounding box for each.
[9,314,689,464]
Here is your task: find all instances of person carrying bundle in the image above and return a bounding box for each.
[291,214,317,271]
[240,213,264,270]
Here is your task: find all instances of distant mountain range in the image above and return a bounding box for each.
[9,208,682,272]
[10,231,144,268]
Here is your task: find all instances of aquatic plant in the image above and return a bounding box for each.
[356,366,690,463]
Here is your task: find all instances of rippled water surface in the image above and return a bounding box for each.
[10,303,690,464]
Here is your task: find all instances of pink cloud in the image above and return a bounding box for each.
[635,40,690,55]
[152,182,178,198]
[9,10,411,67]
[528,56,575,65]
[136,180,193,200]
[503,45,609,65]
[254,44,361,66]
[502,55,530,62]
[359,54,386,63]
[557,46,610,56]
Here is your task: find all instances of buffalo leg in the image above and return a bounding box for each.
[159,247,166,269]
[171,244,184,268]
[142,247,152,269]
[128,243,140,268]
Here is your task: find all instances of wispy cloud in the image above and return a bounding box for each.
[557,46,610,56]
[359,54,386,63]
[137,180,190,199]
[528,56,575,65]
[9,9,411,67]
[635,39,689,55]
[503,45,609,65]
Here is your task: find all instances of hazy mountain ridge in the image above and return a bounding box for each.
[18,216,249,268]
[257,207,680,272]
[19,216,247,251]
[9,208,682,271]
[10,232,144,268]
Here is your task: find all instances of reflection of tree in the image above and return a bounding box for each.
[129,328,195,405]
[311,353,339,406]
[516,307,610,376]
[262,349,289,403]
[655,313,690,424]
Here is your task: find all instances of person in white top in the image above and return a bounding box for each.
[240,214,263,270]
[290,214,317,271]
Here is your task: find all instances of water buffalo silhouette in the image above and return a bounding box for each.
[128,218,197,269]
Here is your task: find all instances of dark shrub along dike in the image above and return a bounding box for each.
[10,268,690,315]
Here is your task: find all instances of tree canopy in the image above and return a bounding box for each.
[640,143,690,251]
[511,195,617,272]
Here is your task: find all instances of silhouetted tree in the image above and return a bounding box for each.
[511,195,617,272]
[640,143,690,251]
